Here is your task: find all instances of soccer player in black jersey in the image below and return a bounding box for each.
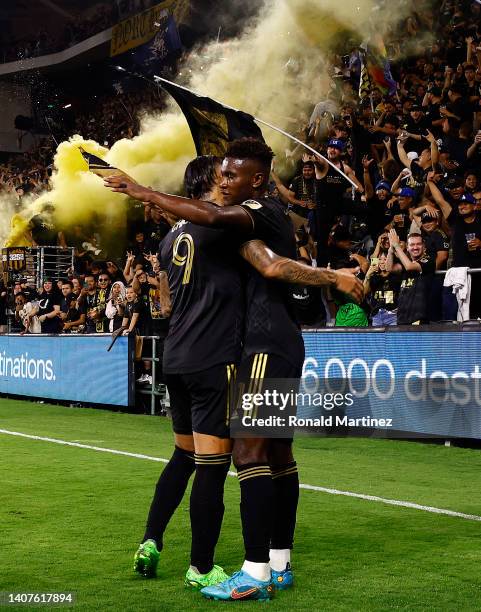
[131,156,240,589]
[105,140,363,601]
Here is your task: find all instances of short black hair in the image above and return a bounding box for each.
[184,155,222,199]
[448,83,464,96]
[225,138,274,174]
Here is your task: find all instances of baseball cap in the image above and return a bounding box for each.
[399,187,416,198]
[460,193,476,204]
[407,151,419,161]
[410,104,422,111]
[327,139,346,151]
[375,180,391,192]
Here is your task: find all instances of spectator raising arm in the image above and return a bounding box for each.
[386,229,421,273]
[426,172,452,219]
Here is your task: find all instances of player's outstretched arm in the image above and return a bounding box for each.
[104,176,252,231]
[240,240,364,304]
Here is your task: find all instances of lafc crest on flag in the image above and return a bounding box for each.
[158,79,264,156]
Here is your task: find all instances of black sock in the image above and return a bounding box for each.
[143,446,195,547]
[190,453,231,574]
[270,462,299,550]
[237,463,273,563]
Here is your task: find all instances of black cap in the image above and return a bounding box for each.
[445,176,464,189]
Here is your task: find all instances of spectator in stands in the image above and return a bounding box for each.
[364,252,401,326]
[29,203,66,247]
[79,275,102,334]
[272,161,317,230]
[16,293,41,334]
[105,281,127,333]
[0,281,7,334]
[37,278,62,333]
[59,280,85,333]
[122,285,147,366]
[385,187,416,242]
[143,206,170,253]
[427,175,481,318]
[386,230,435,325]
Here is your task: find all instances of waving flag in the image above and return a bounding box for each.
[361,35,397,97]
[158,78,265,156]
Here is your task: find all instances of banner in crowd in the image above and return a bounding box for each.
[111,0,178,57]
[0,335,133,406]
[159,79,265,156]
[359,34,397,97]
[300,329,481,439]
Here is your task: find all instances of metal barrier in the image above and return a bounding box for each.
[435,267,481,275]
[137,335,169,416]
[2,246,74,287]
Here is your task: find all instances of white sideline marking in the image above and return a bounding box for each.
[1,428,481,523]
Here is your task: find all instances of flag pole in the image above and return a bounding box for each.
[152,75,358,190]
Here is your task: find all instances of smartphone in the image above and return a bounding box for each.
[371,257,379,266]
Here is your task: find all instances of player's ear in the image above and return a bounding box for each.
[252,172,265,189]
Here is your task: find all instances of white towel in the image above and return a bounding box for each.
[443,267,471,321]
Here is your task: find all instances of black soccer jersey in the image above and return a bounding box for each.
[397,254,435,325]
[239,197,305,368]
[159,219,244,374]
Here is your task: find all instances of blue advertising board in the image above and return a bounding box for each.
[301,329,481,438]
[0,335,132,406]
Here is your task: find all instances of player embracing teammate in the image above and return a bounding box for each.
[105,138,362,601]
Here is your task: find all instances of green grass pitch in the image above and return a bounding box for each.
[2,398,481,611]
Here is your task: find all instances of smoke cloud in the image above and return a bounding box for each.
[5,0,421,246]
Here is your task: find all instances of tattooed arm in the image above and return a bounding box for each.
[240,240,363,303]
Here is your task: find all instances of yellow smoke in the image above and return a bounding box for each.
[5,0,417,247]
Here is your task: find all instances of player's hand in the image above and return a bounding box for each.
[332,271,364,304]
[104,176,153,202]
[122,329,130,336]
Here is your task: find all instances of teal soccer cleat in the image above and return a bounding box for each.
[271,563,294,590]
[201,569,274,601]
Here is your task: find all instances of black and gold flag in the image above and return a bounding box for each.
[358,54,371,100]
[159,79,264,156]
[79,147,136,182]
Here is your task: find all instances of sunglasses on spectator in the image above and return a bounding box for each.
[99,277,109,282]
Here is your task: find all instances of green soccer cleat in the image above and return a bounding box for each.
[133,539,160,578]
[184,564,230,590]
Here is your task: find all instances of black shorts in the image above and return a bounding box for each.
[233,353,302,442]
[237,352,302,382]
[165,363,236,439]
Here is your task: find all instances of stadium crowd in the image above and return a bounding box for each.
[1,0,481,333]
[0,2,127,64]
